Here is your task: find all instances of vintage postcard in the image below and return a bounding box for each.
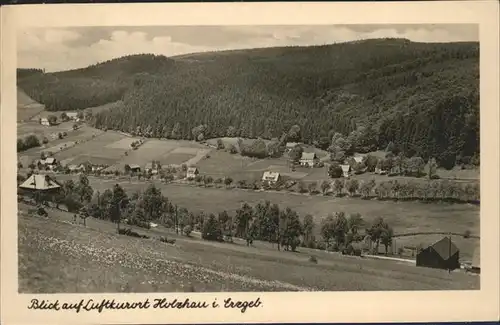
[1,1,499,324]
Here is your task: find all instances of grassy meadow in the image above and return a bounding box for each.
[18,205,479,293]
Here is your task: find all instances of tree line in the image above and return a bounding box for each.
[18,39,479,169]
[19,176,400,254]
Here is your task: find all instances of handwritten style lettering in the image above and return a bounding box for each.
[28,299,61,311]
[224,297,262,313]
[153,298,209,309]
[82,299,151,313]
[26,297,263,313]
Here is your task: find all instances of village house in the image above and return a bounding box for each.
[129,164,141,173]
[374,166,388,175]
[66,112,79,121]
[19,174,61,203]
[37,157,57,170]
[186,167,199,179]
[299,152,318,168]
[40,118,50,126]
[340,164,351,178]
[261,171,280,185]
[416,237,460,271]
[67,164,85,173]
[285,142,301,152]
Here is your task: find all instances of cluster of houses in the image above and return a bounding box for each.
[39,112,81,127]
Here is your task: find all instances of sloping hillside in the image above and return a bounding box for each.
[17,38,479,165]
[17,88,45,121]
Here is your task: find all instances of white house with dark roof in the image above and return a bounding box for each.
[340,164,351,178]
[262,171,280,184]
[299,152,318,167]
[186,167,199,179]
[40,118,50,126]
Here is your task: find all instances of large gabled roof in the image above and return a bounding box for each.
[19,174,61,191]
[430,237,459,260]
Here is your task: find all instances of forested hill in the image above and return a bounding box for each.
[17,38,479,166]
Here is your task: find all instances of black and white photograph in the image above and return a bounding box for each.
[15,23,482,293]
[1,2,499,325]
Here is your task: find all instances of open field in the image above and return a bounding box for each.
[17,88,45,122]
[53,131,127,166]
[18,205,479,293]
[107,139,209,171]
[53,175,480,261]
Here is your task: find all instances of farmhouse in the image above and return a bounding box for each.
[262,171,280,185]
[285,142,301,152]
[40,118,50,126]
[416,237,460,271]
[340,164,351,178]
[66,112,79,121]
[19,174,61,195]
[374,166,388,175]
[299,152,318,167]
[186,167,199,179]
[129,164,141,173]
[38,157,57,169]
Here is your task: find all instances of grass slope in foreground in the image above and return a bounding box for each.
[19,209,479,293]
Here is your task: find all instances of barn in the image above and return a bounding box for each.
[416,237,460,271]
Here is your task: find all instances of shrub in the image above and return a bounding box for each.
[159,237,176,244]
[37,206,48,217]
[463,230,471,238]
[308,255,318,264]
[183,225,193,237]
[118,228,149,239]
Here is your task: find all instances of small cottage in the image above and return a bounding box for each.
[340,164,351,178]
[416,237,460,271]
[38,157,57,170]
[285,142,301,152]
[186,167,199,179]
[299,152,318,168]
[40,118,50,126]
[262,171,280,185]
[129,164,141,173]
[66,112,79,121]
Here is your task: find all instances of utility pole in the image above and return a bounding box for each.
[448,233,452,274]
[175,204,179,235]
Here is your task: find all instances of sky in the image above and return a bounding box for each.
[17,24,478,72]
